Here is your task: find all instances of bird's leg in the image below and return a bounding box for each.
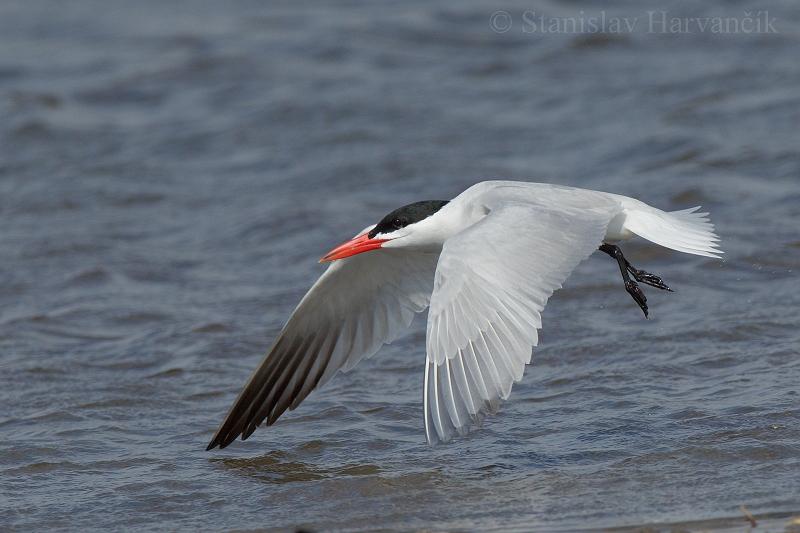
[599,243,672,292]
[598,243,671,318]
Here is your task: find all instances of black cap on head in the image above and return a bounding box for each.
[369,200,449,238]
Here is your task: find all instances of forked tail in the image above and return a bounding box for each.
[622,205,723,258]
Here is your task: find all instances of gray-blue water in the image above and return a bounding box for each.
[1,1,799,531]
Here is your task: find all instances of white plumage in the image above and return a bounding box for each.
[207,181,722,449]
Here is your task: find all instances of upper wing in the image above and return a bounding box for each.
[424,201,620,443]
[208,234,438,449]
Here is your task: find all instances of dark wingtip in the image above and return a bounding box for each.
[206,436,220,451]
[242,422,258,440]
[206,432,232,451]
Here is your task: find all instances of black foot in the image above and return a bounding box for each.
[599,243,671,319]
[625,280,649,318]
[628,265,673,292]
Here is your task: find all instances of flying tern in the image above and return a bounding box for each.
[207,180,722,449]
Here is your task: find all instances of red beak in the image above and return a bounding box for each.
[319,233,388,263]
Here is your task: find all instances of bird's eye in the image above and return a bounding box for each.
[393,218,403,228]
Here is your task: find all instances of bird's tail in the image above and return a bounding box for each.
[622,205,723,258]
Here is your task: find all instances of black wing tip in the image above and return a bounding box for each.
[206,434,223,451]
[203,327,328,452]
[205,431,238,451]
[206,424,258,451]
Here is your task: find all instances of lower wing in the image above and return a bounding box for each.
[424,201,619,443]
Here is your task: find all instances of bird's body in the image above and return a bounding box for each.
[207,181,721,449]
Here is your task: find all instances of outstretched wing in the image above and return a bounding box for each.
[424,202,619,443]
[208,234,438,449]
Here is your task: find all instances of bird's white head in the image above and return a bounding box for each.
[320,200,451,262]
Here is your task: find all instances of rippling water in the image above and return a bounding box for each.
[2,1,799,531]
